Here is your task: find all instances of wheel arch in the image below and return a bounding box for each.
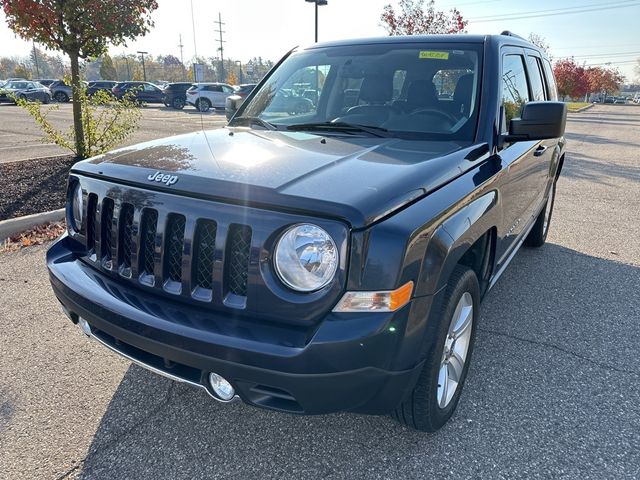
[415,191,499,298]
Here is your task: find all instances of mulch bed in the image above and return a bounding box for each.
[0,154,78,221]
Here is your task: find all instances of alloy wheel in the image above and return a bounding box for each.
[437,291,474,409]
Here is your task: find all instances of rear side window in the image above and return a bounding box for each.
[541,58,558,101]
[501,54,530,131]
[525,55,546,101]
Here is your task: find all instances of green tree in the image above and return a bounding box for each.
[17,86,142,158]
[2,0,158,158]
[100,54,117,80]
[13,63,31,79]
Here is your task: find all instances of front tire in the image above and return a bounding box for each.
[524,182,556,248]
[392,265,479,432]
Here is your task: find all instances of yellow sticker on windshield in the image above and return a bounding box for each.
[419,51,449,60]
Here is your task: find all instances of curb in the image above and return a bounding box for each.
[0,208,65,242]
[0,152,74,166]
[571,103,594,113]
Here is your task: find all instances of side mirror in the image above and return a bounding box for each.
[505,101,567,142]
[225,94,243,121]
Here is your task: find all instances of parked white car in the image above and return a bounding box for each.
[186,83,236,112]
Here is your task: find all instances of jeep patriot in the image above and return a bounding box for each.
[48,32,566,431]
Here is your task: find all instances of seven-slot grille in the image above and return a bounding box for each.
[84,195,252,307]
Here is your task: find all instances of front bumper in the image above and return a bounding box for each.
[48,235,431,415]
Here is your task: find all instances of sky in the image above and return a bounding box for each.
[0,0,638,81]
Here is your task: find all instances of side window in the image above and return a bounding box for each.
[222,85,234,93]
[526,55,546,101]
[541,58,558,101]
[501,54,530,131]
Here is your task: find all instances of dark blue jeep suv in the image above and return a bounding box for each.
[48,32,566,432]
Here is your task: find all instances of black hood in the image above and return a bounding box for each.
[73,128,488,228]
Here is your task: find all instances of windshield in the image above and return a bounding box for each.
[236,42,483,141]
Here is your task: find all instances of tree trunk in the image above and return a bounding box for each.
[69,53,86,158]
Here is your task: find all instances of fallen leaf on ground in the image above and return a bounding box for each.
[1,221,66,253]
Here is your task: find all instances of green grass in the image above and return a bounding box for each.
[566,102,591,112]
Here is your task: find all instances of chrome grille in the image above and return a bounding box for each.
[164,214,186,284]
[140,209,158,280]
[86,193,98,252]
[118,203,134,277]
[226,224,252,297]
[86,195,252,308]
[193,220,217,291]
[101,198,114,268]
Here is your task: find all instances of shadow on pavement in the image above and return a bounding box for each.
[560,151,640,185]
[75,244,640,479]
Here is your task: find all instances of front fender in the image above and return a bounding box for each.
[416,191,498,297]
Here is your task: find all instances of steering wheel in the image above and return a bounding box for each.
[410,108,459,125]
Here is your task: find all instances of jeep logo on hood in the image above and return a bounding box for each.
[147,171,179,186]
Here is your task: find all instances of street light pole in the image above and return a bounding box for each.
[137,51,148,81]
[305,0,327,43]
[235,60,243,84]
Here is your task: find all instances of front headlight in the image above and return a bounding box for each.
[274,224,338,292]
[70,182,83,232]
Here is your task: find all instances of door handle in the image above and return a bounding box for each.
[534,145,548,157]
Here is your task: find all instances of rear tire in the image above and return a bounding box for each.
[525,182,556,248]
[196,98,211,112]
[172,97,185,109]
[54,92,69,102]
[392,265,479,432]
[43,94,50,104]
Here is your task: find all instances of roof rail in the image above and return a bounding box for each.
[500,30,526,41]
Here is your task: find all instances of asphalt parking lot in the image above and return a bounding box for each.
[0,104,639,479]
[0,102,228,163]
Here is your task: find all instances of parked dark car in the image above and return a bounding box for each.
[234,83,257,98]
[87,81,118,97]
[0,80,51,103]
[112,81,164,103]
[48,32,566,432]
[161,82,194,109]
[35,79,57,87]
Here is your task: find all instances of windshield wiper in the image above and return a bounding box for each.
[286,121,392,138]
[228,116,277,131]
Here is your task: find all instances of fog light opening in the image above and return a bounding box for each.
[208,372,235,401]
[78,317,92,336]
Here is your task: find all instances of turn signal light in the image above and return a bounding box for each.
[332,281,414,312]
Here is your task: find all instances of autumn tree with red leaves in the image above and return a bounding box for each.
[2,0,158,158]
[381,0,467,36]
[553,58,589,100]
[585,66,624,97]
